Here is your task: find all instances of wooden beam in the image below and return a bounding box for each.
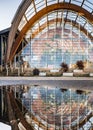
[13,18,93,57]
[31,18,93,40]
[7,3,93,62]
[6,0,32,62]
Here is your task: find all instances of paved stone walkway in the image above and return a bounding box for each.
[0,77,93,90]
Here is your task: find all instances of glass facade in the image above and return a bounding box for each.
[18,0,93,33]
[21,26,93,69]
[7,0,93,64]
[18,5,93,69]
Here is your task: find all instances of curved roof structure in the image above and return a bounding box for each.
[7,0,93,62]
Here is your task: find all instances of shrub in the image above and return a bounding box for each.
[60,62,68,72]
[33,68,40,76]
[76,90,85,95]
[76,60,84,70]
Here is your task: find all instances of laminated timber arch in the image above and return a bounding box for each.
[31,18,93,41]
[7,2,93,62]
[16,18,93,54]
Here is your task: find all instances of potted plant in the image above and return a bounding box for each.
[76,60,84,70]
[60,62,68,72]
[33,68,40,76]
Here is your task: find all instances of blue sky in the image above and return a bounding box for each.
[0,0,22,31]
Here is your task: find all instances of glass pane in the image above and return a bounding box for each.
[18,16,27,31]
[83,4,92,12]
[84,0,93,12]
[84,23,93,33]
[71,0,82,6]
[47,0,57,6]
[36,3,46,12]
[25,3,35,21]
[39,17,47,26]
[65,0,70,2]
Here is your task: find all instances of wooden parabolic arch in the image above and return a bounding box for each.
[13,18,93,55]
[7,2,93,62]
[31,18,93,41]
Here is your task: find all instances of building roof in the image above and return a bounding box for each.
[0,28,10,35]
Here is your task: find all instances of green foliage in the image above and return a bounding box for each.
[76,90,85,95]
[33,68,40,76]
[76,60,84,70]
[60,62,68,72]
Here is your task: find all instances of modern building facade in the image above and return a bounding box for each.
[0,0,93,130]
[0,0,92,70]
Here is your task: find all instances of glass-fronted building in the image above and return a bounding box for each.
[0,0,93,130]
[5,0,93,70]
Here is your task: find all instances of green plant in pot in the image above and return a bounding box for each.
[76,60,84,70]
[60,62,68,72]
[33,68,40,76]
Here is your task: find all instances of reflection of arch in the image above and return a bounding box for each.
[8,89,93,130]
[7,3,93,62]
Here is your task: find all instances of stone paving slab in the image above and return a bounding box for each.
[0,77,93,91]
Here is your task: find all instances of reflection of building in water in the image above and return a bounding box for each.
[0,84,93,130]
[21,86,93,130]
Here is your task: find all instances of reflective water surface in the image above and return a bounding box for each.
[16,85,93,130]
[0,84,93,130]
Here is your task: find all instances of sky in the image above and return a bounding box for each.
[0,122,11,130]
[0,0,22,31]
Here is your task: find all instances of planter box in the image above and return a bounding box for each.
[63,72,73,77]
[39,72,46,76]
[89,73,93,77]
[50,69,59,73]
[73,69,83,73]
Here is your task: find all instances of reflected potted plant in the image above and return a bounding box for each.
[76,90,85,95]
